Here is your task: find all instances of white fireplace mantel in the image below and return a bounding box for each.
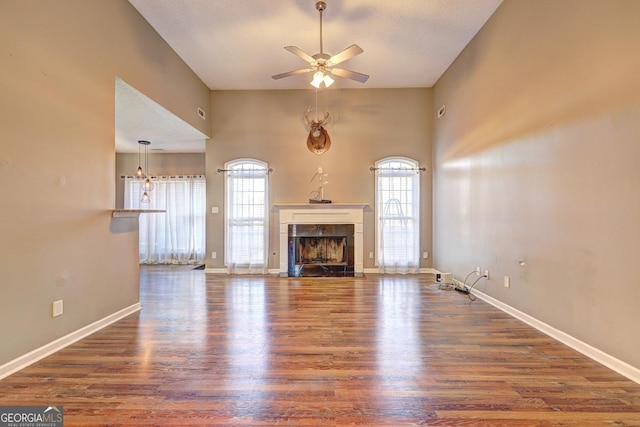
[274,204,367,276]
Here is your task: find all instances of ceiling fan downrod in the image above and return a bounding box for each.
[316,1,326,55]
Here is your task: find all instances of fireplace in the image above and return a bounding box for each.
[288,224,354,277]
[275,204,366,277]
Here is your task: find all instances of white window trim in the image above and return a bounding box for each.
[224,158,270,274]
[374,156,421,274]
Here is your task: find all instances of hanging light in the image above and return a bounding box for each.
[140,191,150,204]
[137,140,153,203]
[310,71,334,89]
[142,177,154,192]
[136,140,146,178]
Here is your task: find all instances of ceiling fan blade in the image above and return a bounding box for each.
[328,44,364,65]
[284,46,316,63]
[329,68,369,83]
[271,68,314,80]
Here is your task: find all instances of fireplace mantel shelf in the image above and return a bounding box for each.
[274,203,368,210]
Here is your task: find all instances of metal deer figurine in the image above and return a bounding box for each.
[304,106,331,155]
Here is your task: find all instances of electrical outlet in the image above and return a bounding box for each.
[422,251,429,259]
[52,300,63,317]
[504,276,510,288]
[484,270,490,280]
[211,252,217,259]
[211,206,219,214]
[475,266,481,276]
[369,252,374,259]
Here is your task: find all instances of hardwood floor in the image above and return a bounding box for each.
[1,266,640,426]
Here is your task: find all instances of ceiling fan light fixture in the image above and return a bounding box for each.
[311,71,324,88]
[323,73,334,87]
[311,71,334,88]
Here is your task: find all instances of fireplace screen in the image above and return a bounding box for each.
[288,224,354,277]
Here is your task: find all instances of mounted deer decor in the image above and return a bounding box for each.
[304,106,331,155]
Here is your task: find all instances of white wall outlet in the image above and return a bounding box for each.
[211,252,217,259]
[475,266,481,276]
[52,300,63,317]
[211,206,219,214]
[504,276,510,288]
[369,252,374,259]
[317,167,323,174]
[484,270,490,280]
[422,251,429,259]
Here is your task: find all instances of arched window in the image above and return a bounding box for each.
[375,157,420,274]
[224,159,269,274]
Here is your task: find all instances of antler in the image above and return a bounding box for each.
[317,111,330,126]
[304,106,313,125]
[304,106,330,127]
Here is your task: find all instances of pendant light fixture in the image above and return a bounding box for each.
[137,140,153,204]
[136,141,145,178]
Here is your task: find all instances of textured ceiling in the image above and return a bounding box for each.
[129,0,503,90]
[117,0,503,152]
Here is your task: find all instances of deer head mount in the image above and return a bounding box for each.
[304,106,331,155]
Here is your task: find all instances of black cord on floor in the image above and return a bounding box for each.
[438,270,487,302]
[466,274,487,302]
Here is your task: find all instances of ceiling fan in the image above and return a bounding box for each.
[271,1,369,88]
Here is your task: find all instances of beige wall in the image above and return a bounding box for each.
[115,153,206,209]
[433,0,640,369]
[0,1,210,366]
[207,89,433,270]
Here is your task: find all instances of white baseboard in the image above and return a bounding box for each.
[203,268,283,275]
[472,289,640,385]
[203,267,228,274]
[203,268,438,276]
[0,302,141,380]
[363,268,436,275]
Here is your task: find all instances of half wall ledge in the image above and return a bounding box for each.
[112,209,166,218]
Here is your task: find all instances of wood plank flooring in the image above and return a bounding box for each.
[1,266,640,426]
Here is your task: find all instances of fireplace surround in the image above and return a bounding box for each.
[288,224,354,277]
[275,204,366,277]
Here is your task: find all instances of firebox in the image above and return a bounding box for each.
[288,224,355,277]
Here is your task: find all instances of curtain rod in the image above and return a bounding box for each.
[120,174,205,179]
[217,168,273,174]
[369,166,427,172]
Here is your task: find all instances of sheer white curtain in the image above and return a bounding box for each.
[124,175,206,264]
[375,158,420,274]
[224,160,269,274]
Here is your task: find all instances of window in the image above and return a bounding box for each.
[375,157,420,274]
[224,159,269,274]
[125,175,206,264]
